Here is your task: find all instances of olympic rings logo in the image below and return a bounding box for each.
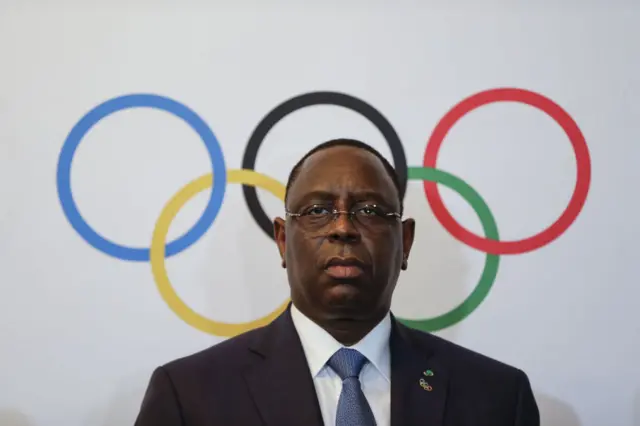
[56,88,592,337]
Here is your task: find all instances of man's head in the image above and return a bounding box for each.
[273,139,415,331]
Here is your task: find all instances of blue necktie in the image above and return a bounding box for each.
[327,348,377,426]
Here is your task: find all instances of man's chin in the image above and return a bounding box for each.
[327,281,361,297]
[323,285,370,313]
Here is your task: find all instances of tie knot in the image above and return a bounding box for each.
[327,348,369,380]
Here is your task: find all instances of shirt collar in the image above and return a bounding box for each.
[290,303,391,381]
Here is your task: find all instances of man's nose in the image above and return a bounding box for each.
[327,212,361,243]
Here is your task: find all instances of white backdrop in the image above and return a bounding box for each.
[1,2,639,425]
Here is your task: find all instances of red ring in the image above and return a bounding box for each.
[423,88,591,255]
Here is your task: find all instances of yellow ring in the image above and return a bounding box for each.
[150,169,290,337]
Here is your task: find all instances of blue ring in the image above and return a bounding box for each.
[56,94,227,262]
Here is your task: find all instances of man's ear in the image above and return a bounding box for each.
[401,218,416,270]
[273,217,286,268]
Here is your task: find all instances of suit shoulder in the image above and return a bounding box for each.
[403,327,539,420]
[406,326,527,379]
[160,325,267,376]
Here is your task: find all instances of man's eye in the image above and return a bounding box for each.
[358,206,381,216]
[307,206,331,215]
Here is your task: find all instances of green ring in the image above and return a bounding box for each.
[397,167,500,332]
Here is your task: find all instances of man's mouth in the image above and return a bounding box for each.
[324,257,366,279]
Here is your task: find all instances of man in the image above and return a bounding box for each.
[134,139,540,425]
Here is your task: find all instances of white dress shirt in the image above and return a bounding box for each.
[290,303,392,426]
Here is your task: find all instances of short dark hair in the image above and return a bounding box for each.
[284,138,405,211]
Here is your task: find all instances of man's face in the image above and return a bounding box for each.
[273,146,415,322]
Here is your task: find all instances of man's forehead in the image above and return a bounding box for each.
[288,145,397,202]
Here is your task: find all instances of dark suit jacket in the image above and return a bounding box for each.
[134,306,539,425]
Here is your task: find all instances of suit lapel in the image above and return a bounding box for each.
[243,306,324,426]
[390,317,448,426]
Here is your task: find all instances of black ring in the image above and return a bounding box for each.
[241,91,408,240]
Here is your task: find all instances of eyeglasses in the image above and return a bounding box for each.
[285,204,401,231]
